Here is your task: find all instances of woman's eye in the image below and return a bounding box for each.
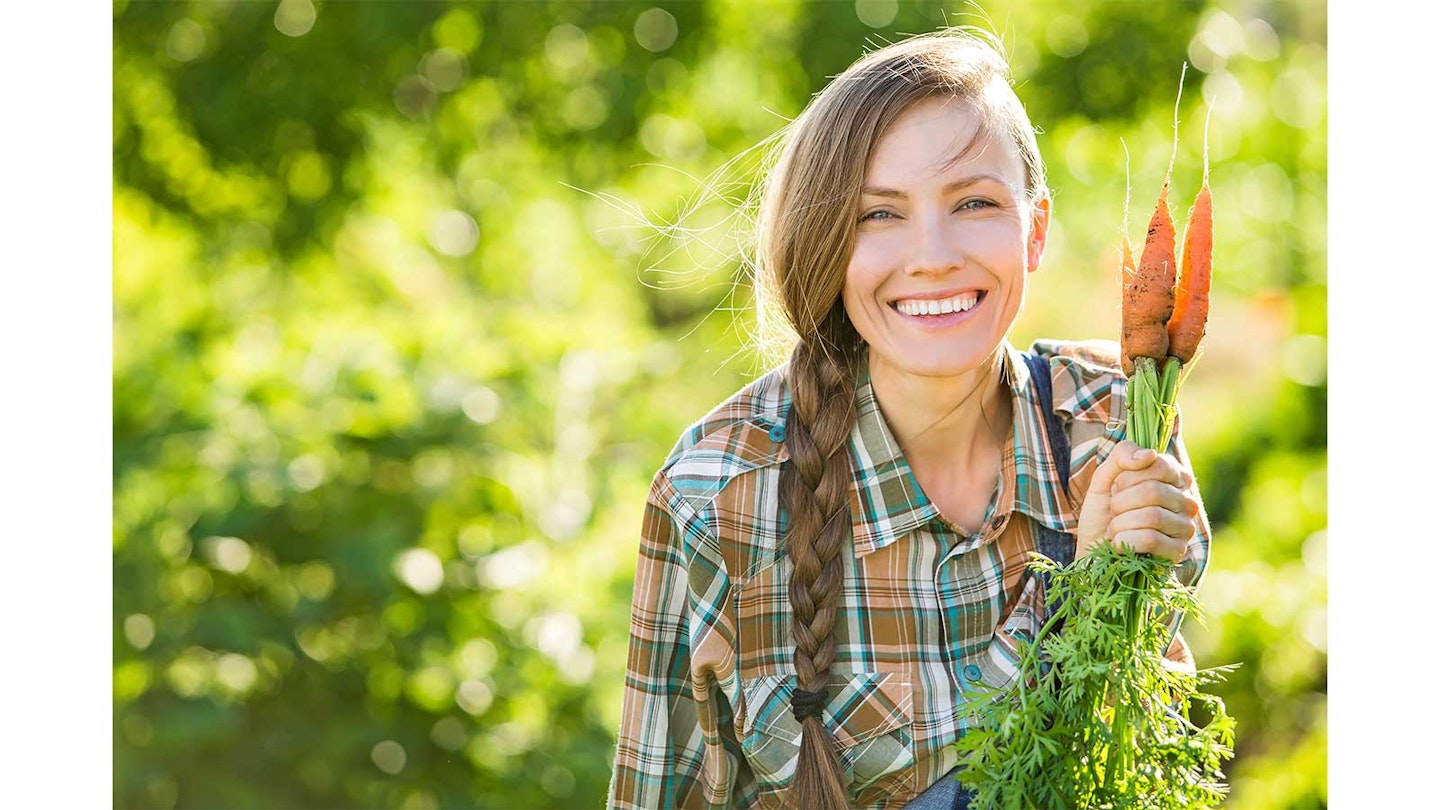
[858,209,896,223]
[957,198,997,212]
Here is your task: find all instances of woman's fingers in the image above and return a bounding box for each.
[1085,440,1157,500]
[1106,527,1189,562]
[1109,479,1199,519]
[1113,451,1192,492]
[1078,441,1201,564]
[1107,503,1196,542]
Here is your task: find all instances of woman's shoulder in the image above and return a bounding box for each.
[655,363,792,501]
[1026,338,1127,424]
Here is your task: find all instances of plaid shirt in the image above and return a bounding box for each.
[607,339,1211,809]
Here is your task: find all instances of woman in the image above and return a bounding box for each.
[608,29,1208,810]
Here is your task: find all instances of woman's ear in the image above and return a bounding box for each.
[1027,195,1051,271]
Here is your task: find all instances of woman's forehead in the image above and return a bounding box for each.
[865,97,1023,188]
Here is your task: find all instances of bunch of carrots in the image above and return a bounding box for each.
[954,68,1236,809]
[1120,66,1212,453]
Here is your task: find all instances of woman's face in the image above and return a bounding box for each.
[842,96,1049,383]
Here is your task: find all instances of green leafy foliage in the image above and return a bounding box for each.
[956,545,1237,810]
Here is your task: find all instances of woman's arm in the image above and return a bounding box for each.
[608,473,752,810]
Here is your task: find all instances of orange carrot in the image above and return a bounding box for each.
[1119,233,1138,377]
[1121,66,1186,375]
[1167,106,1213,364]
[1122,182,1176,366]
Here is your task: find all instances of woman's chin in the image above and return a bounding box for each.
[868,341,1001,382]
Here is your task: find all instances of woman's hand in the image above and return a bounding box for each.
[1075,440,1200,562]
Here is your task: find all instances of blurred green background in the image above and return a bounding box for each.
[112,1,1326,808]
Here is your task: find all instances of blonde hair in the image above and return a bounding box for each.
[755,29,1045,809]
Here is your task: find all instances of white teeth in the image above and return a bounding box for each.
[895,293,980,317]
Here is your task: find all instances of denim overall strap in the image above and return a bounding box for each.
[1021,351,1072,491]
[1021,351,1078,576]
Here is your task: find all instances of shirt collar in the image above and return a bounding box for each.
[846,342,1074,559]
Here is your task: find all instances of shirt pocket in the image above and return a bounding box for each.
[739,670,915,806]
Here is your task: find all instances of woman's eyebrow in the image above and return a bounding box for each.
[860,172,1012,198]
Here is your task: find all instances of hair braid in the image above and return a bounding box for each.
[781,334,860,810]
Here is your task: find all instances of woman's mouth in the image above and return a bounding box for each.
[890,291,986,326]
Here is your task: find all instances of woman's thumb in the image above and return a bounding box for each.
[1088,441,1156,497]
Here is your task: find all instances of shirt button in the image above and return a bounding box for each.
[768,425,786,443]
[963,664,982,682]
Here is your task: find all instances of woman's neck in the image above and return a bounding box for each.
[867,350,1012,476]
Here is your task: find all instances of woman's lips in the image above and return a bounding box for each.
[889,290,986,327]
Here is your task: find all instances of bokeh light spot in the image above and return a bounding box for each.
[1281,334,1326,386]
[394,75,437,120]
[1271,66,1323,129]
[545,24,590,71]
[408,665,457,712]
[115,660,152,702]
[634,8,678,52]
[1199,10,1246,61]
[296,561,336,601]
[854,0,897,28]
[539,487,592,540]
[287,151,331,201]
[489,721,539,756]
[457,523,492,557]
[371,740,407,775]
[165,649,210,698]
[1244,17,1281,61]
[432,8,481,54]
[541,763,576,798]
[646,58,688,97]
[456,638,499,679]
[420,48,469,92]
[274,0,316,38]
[411,449,454,490]
[531,612,583,662]
[206,535,253,574]
[428,209,479,257]
[1302,530,1326,577]
[146,776,179,810]
[558,646,597,686]
[287,454,326,492]
[562,85,610,130]
[1200,69,1245,116]
[124,613,156,650]
[456,678,494,716]
[477,541,549,590]
[165,20,206,63]
[215,653,258,693]
[431,716,469,751]
[178,566,215,603]
[1239,161,1294,224]
[1046,15,1089,58]
[462,385,501,424]
[639,114,706,163]
[395,548,445,594]
[399,789,438,810]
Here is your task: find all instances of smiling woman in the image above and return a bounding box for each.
[608,27,1210,810]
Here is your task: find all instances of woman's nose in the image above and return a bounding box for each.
[904,212,964,277]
